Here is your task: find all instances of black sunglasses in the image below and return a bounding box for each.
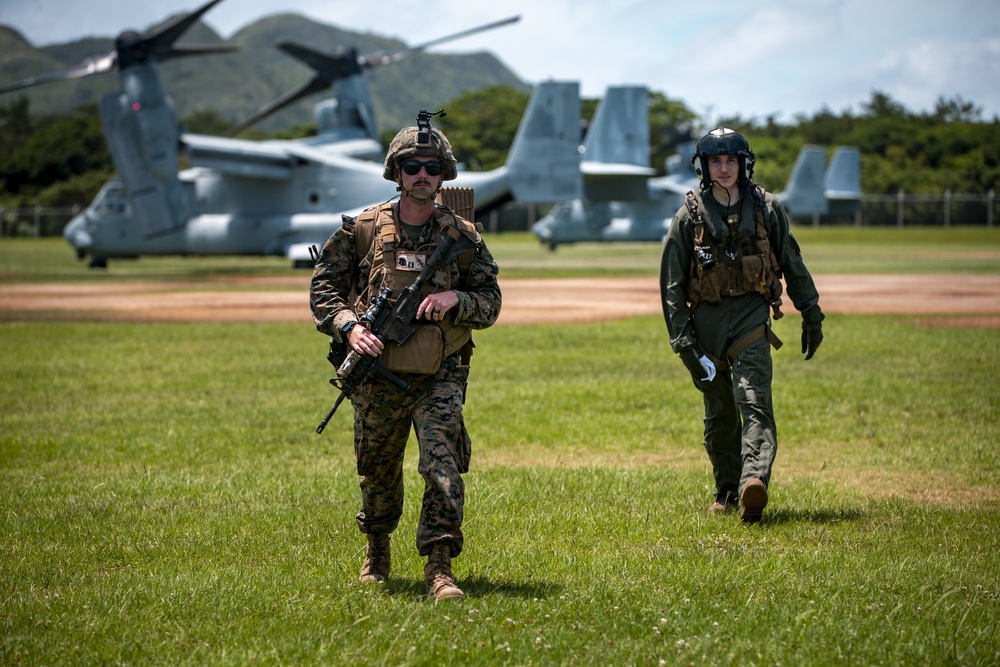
[400,159,444,177]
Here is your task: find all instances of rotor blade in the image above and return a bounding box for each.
[0,0,230,96]
[278,42,361,79]
[231,15,519,131]
[228,76,330,135]
[227,43,359,133]
[158,44,239,63]
[0,50,117,94]
[358,15,520,68]
[145,0,227,55]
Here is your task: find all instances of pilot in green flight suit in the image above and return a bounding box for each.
[659,128,824,522]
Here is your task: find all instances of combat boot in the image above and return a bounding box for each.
[424,543,464,601]
[708,500,737,514]
[739,478,768,523]
[359,533,391,583]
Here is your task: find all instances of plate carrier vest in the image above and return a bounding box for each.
[352,202,480,370]
[684,185,784,321]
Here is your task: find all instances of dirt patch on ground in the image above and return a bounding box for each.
[1,273,999,325]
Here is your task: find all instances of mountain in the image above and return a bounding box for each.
[0,12,529,135]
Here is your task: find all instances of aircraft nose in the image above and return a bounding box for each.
[530,218,552,240]
[64,214,93,252]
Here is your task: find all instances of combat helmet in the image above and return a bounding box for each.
[691,127,756,190]
[383,110,458,182]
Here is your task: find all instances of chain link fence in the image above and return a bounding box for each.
[791,190,997,227]
[2,191,997,238]
[0,205,83,238]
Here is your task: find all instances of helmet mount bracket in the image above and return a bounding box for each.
[416,109,446,147]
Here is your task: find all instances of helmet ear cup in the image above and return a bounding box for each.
[744,149,756,180]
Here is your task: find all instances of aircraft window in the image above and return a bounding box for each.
[309,191,321,206]
[97,188,128,216]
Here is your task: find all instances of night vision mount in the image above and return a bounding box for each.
[416,109,446,146]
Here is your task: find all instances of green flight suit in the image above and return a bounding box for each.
[659,186,823,505]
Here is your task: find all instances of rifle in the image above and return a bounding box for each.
[315,224,471,434]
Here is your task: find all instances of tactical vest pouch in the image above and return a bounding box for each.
[741,255,766,294]
[380,324,445,376]
[695,264,722,303]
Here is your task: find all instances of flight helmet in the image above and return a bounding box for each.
[383,112,458,182]
[691,127,756,190]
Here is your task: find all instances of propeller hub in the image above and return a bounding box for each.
[115,31,151,68]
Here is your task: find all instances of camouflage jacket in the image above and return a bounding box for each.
[310,203,502,340]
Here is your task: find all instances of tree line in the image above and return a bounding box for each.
[1,86,998,210]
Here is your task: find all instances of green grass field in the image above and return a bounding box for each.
[2,226,1000,280]
[1,230,999,665]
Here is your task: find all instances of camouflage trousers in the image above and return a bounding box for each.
[699,336,777,505]
[349,355,471,557]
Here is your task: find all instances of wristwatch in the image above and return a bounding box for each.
[339,321,357,337]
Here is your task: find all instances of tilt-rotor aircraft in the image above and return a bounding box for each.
[0,0,581,267]
[531,85,862,249]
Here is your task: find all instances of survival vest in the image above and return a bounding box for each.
[351,202,481,374]
[684,186,784,320]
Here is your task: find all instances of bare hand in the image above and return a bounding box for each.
[347,324,384,357]
[417,291,459,322]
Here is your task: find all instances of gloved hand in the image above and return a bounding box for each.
[801,321,823,360]
[679,347,716,390]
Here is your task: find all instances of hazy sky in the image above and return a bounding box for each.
[2,0,998,125]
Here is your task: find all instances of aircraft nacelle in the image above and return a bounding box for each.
[99,63,192,238]
[314,77,379,145]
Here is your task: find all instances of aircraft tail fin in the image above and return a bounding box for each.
[504,81,582,202]
[664,141,697,179]
[824,146,862,198]
[777,145,828,217]
[824,146,862,216]
[580,85,654,201]
[583,85,649,167]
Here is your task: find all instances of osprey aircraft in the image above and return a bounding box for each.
[0,0,580,267]
[530,85,862,249]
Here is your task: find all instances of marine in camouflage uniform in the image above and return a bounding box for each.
[310,118,501,599]
[659,128,824,523]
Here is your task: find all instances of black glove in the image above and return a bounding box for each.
[679,347,715,391]
[801,322,823,360]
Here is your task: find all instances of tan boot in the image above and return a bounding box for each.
[424,543,464,601]
[708,500,737,514]
[359,533,390,583]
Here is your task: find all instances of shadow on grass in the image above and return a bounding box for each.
[384,575,563,601]
[762,506,869,525]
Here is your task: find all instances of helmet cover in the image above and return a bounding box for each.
[383,126,458,181]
